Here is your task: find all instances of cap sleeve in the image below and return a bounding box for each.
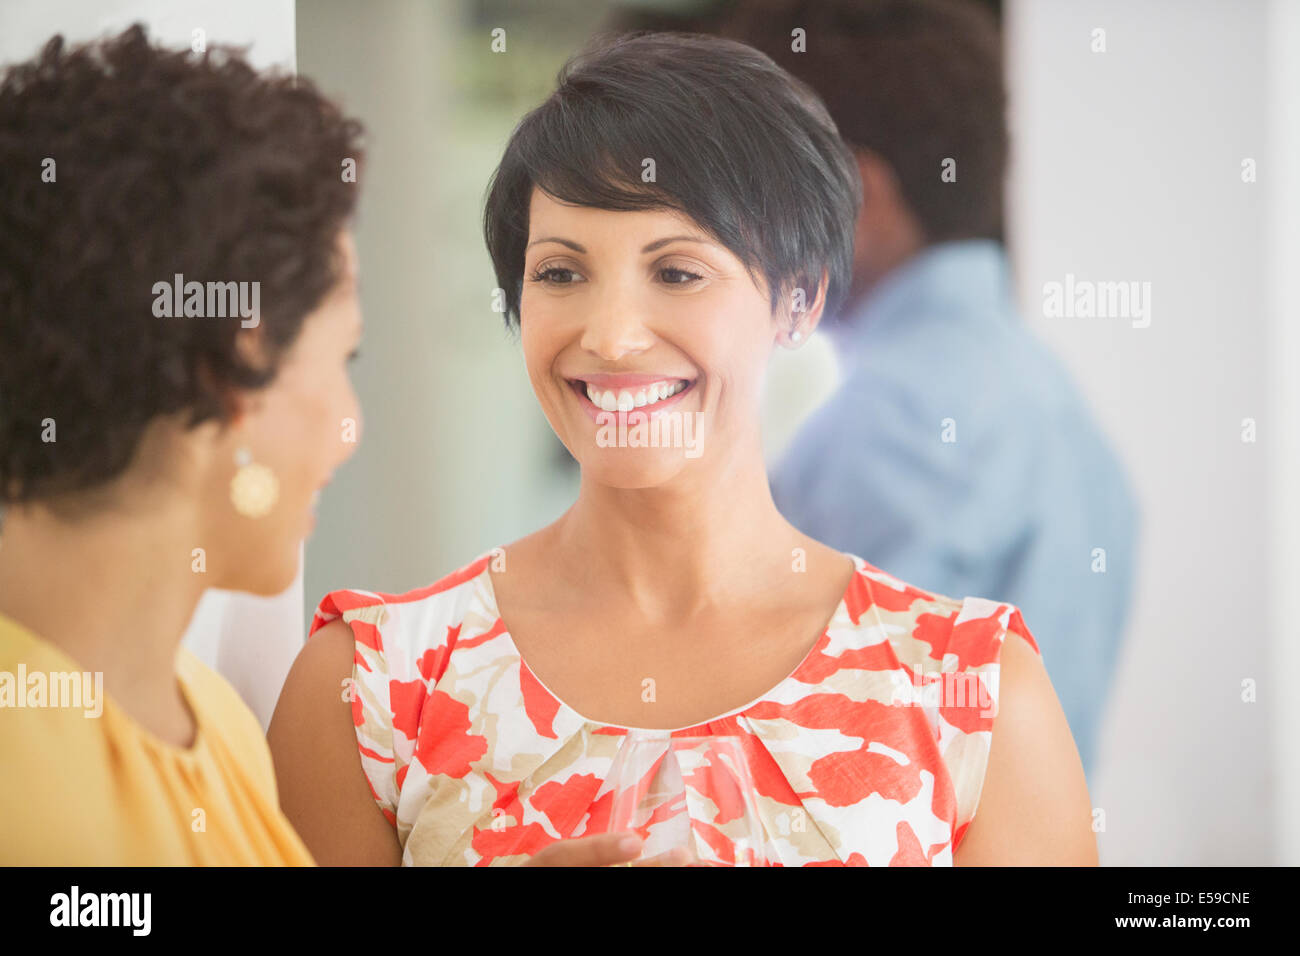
[308,589,408,829]
[938,599,1042,851]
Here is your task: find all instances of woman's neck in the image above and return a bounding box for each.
[555,445,806,617]
[0,500,208,733]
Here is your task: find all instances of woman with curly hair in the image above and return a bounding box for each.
[0,24,365,864]
[270,32,1096,867]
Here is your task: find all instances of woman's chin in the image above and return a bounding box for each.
[221,547,302,596]
[576,449,696,489]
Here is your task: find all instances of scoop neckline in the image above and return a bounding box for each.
[479,549,865,734]
[0,609,208,760]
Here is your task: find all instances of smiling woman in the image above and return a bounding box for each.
[269,31,1096,868]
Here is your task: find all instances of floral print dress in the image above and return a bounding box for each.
[310,551,1041,866]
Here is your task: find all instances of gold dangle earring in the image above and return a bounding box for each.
[230,446,278,518]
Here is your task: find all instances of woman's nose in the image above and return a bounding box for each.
[578,287,655,361]
[340,406,363,458]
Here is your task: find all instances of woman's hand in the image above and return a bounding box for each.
[523,832,690,866]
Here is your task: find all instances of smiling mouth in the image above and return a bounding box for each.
[568,377,695,413]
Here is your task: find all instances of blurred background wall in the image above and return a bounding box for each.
[1005,0,1273,865]
[1266,0,1300,870]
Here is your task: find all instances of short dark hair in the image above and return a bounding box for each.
[482,31,861,329]
[0,24,364,504]
[717,0,1007,242]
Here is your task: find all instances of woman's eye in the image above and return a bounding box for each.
[531,266,580,284]
[660,266,703,285]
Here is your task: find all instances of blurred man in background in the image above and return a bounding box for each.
[605,0,1139,782]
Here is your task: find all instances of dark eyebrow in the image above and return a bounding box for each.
[524,234,715,254]
[526,237,586,252]
[640,235,715,253]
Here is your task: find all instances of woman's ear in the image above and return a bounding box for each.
[778,269,830,348]
[221,326,277,425]
[195,350,257,433]
[804,268,830,330]
[233,324,272,371]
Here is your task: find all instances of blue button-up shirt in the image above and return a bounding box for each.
[770,239,1139,781]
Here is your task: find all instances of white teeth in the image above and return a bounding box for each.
[584,383,619,412]
[583,379,688,411]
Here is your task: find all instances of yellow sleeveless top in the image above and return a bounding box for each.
[0,612,314,865]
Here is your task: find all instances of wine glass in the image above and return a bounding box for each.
[604,732,769,866]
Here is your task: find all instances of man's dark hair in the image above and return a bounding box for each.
[482,31,861,329]
[717,0,1007,243]
[0,24,364,504]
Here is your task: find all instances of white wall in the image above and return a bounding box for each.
[1006,0,1277,863]
[1266,0,1300,867]
[0,0,293,68]
[0,0,303,730]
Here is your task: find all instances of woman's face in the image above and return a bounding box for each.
[213,230,364,594]
[521,187,787,490]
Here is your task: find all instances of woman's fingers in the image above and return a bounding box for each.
[522,831,645,867]
[629,846,692,866]
[521,833,693,866]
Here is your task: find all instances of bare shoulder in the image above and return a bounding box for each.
[267,619,402,866]
[954,628,1099,866]
[278,618,355,689]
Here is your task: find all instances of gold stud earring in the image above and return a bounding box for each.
[230,446,278,518]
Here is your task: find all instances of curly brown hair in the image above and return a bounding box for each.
[0,23,364,504]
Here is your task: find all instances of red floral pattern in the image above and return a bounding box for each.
[309,552,1041,866]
